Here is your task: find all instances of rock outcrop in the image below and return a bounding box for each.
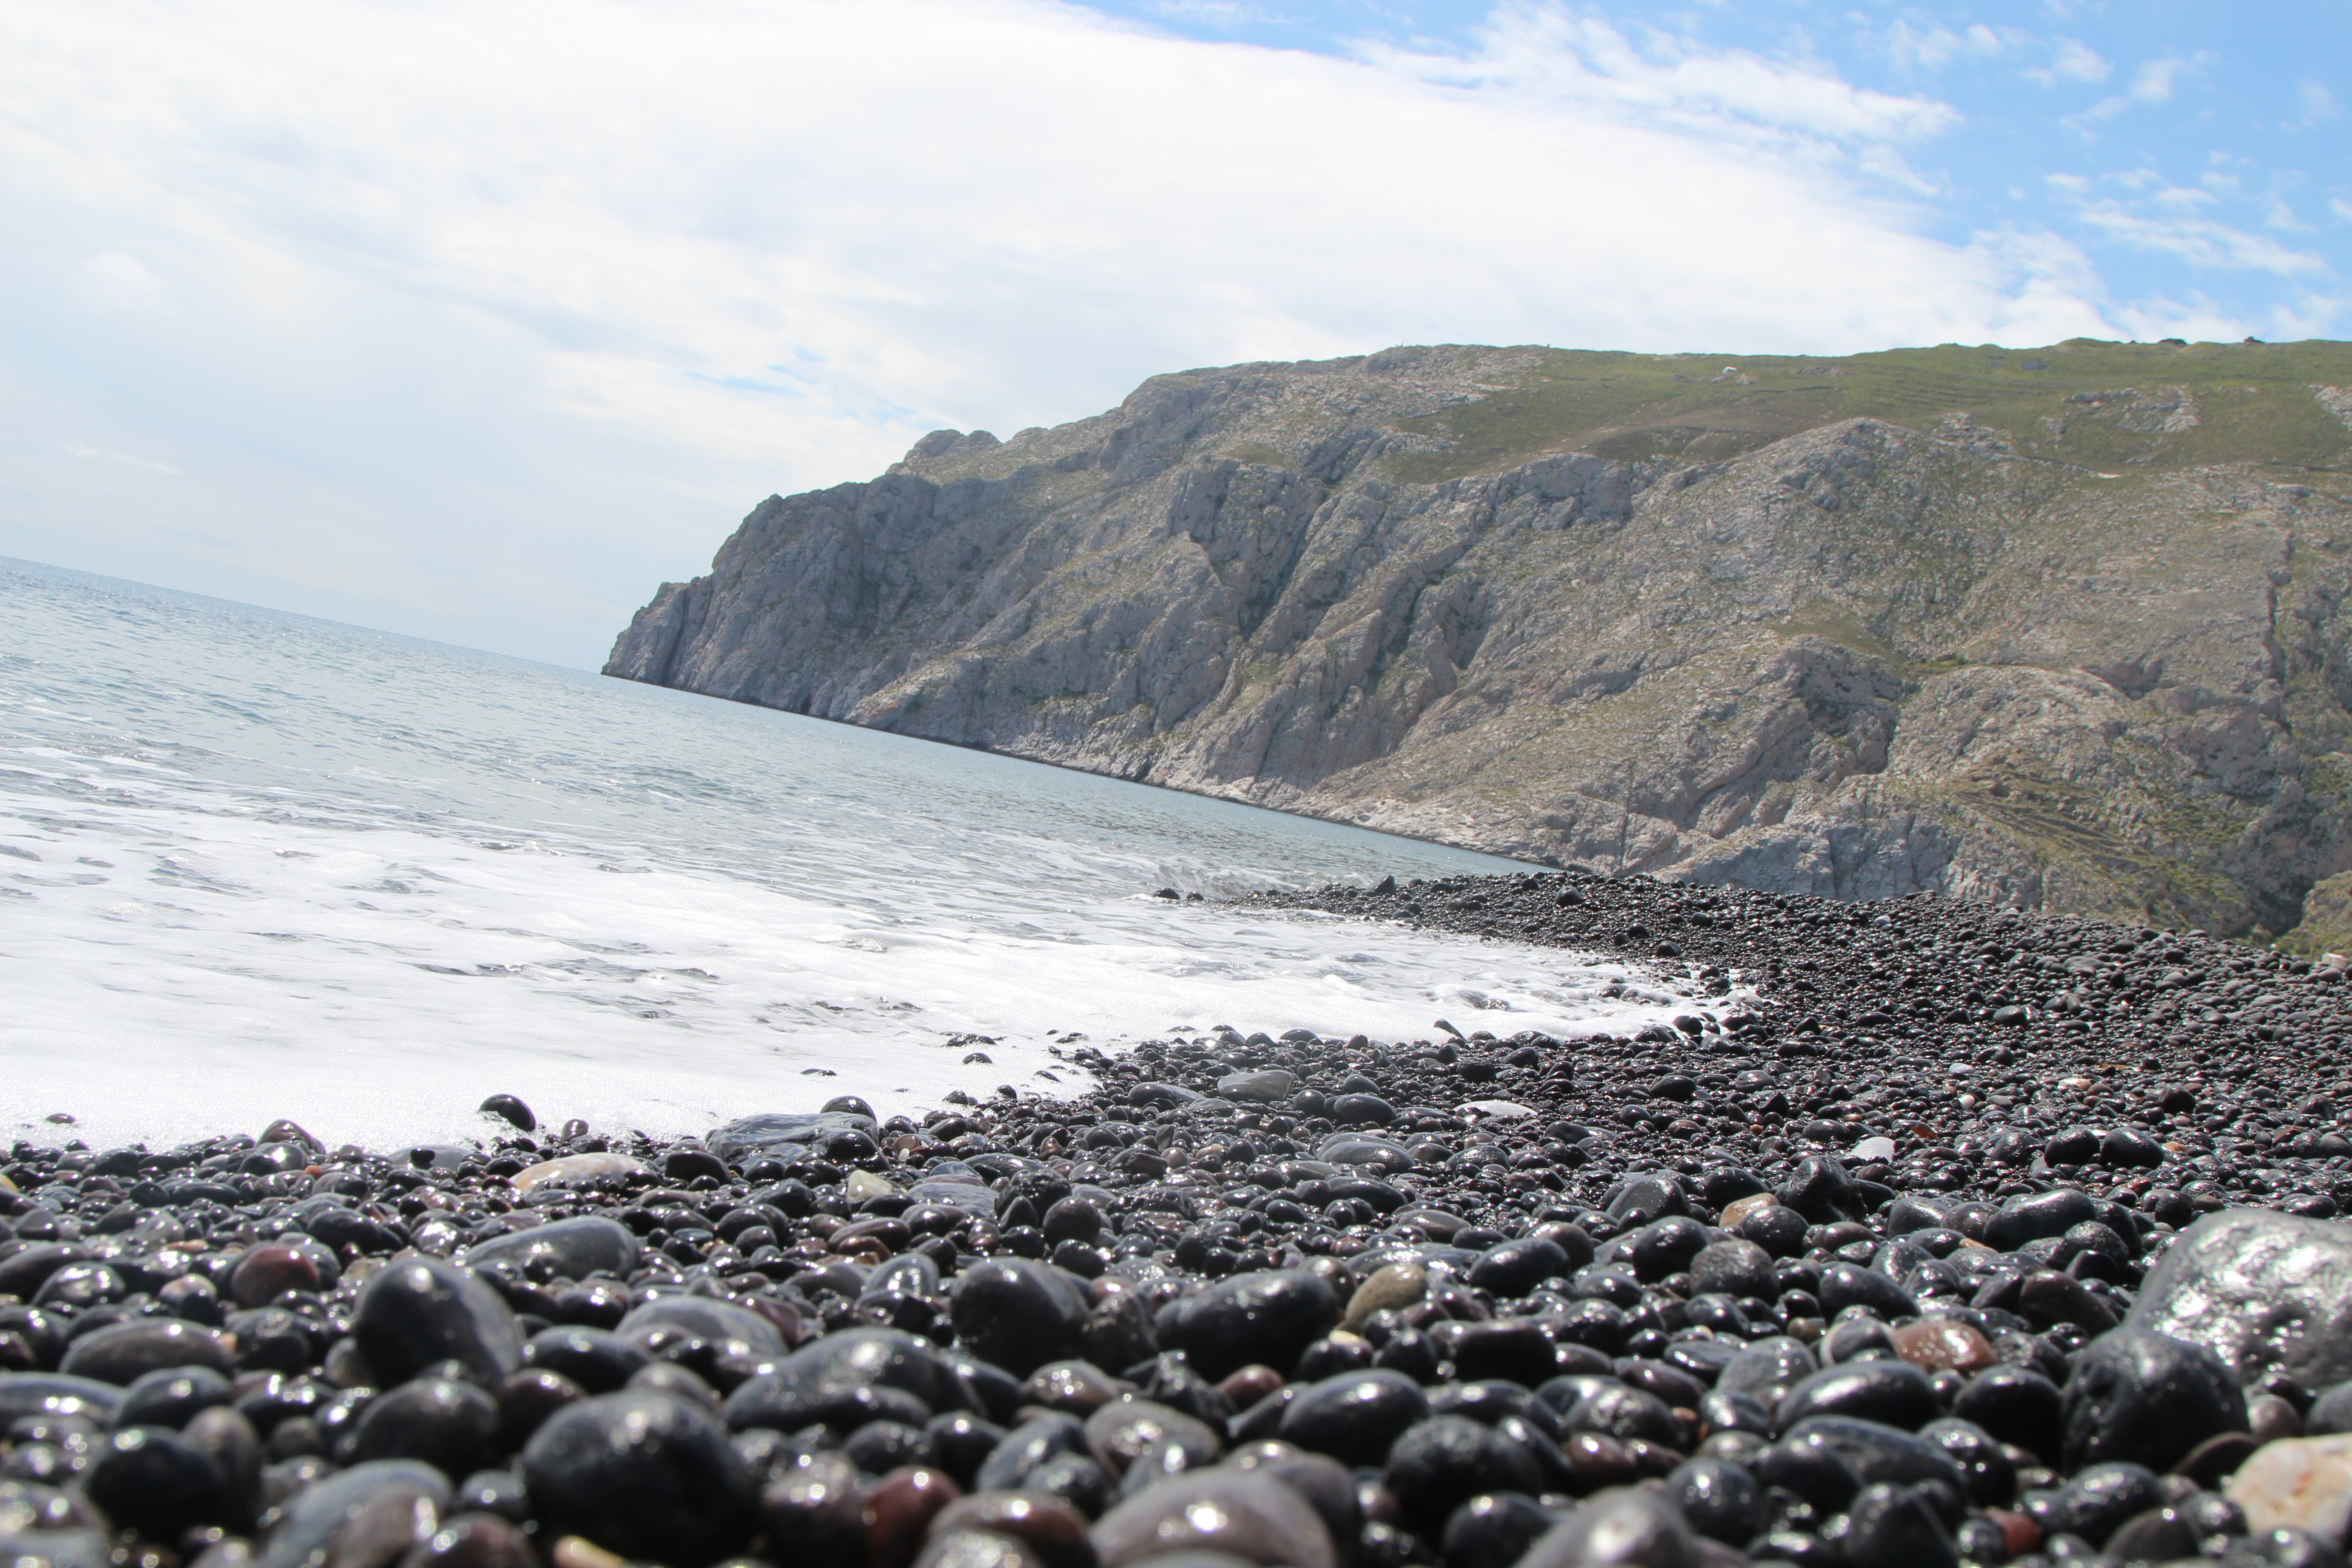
[609,338,2352,937]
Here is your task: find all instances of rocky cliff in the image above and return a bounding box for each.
[608,338,2352,941]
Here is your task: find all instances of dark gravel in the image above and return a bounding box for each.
[9,869,2352,1568]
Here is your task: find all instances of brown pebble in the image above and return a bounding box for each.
[866,1466,965,1568]
[2172,1431,2262,1488]
[1219,1366,1287,1408]
[929,1492,1097,1568]
[2251,1394,2307,1446]
[229,1245,321,1309]
[1892,1318,1996,1373]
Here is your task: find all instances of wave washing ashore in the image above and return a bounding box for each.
[0,559,1695,1149]
[8,864,2352,1568]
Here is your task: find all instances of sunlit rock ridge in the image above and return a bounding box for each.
[608,339,2352,942]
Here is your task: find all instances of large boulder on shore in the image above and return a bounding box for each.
[2127,1209,2352,1389]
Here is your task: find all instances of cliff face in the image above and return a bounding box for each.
[609,339,2352,939]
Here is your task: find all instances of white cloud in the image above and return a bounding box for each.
[2040,38,2111,86]
[1372,3,1960,155]
[64,443,180,476]
[0,0,2114,664]
[2067,50,2210,129]
[1881,20,2008,75]
[75,252,164,312]
[2295,80,2342,129]
[2073,202,2328,276]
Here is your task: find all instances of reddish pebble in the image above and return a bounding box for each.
[929,1492,1097,1568]
[866,1466,964,1568]
[229,1245,321,1309]
[1217,1365,1287,1408]
[1892,1318,1996,1373]
[1989,1509,2042,1558]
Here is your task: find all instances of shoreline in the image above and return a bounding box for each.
[5,870,2352,1568]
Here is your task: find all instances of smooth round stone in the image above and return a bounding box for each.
[479,1094,536,1132]
[1984,1189,2099,1252]
[353,1259,525,1389]
[508,1153,649,1195]
[1720,1192,1779,1230]
[117,1366,234,1430]
[1689,1240,1775,1302]
[1024,1362,1129,1416]
[1467,1238,1568,1299]
[496,1368,584,1447]
[866,1465,965,1568]
[0,1373,124,1426]
[760,1449,866,1568]
[917,1531,1048,1568]
[1665,1457,1765,1543]
[1818,1264,1917,1321]
[1919,1416,2016,1506]
[254,1459,453,1568]
[845,1420,937,1475]
[1718,1338,1818,1408]
[1154,1271,1341,1383]
[82,1426,221,1539]
[1089,1470,1335,1568]
[977,1416,1094,1494]
[2063,1326,2247,1473]
[1840,1481,1957,1568]
[1776,1157,1864,1225]
[466,1217,641,1281]
[521,1390,756,1566]
[1951,1364,2064,1464]
[1738,1204,1810,1259]
[616,1297,788,1358]
[1555,1384,1681,1448]
[930,1492,1096,1568]
[2227,1434,2352,1548]
[1224,1443,1358,1557]
[32,1262,125,1311]
[1277,1371,1430,1468]
[950,1261,1091,1377]
[1384,1416,1544,1536]
[400,1511,538,1568]
[1085,1399,1220,1479]
[1891,1318,1994,1374]
[727,1328,951,1436]
[58,1320,234,1385]
[230,1245,325,1309]
[1216,1070,1297,1103]
[1780,1416,1967,1494]
[0,1245,91,1301]
[1041,1200,1104,1247]
[2045,1460,2165,1543]
[1776,1359,1941,1432]
[2129,1210,2352,1391]
[1627,1218,1710,1282]
[1344,1263,1426,1329]
[1442,1492,1555,1568]
[1329,1094,1394,1127]
[345,1377,500,1475]
[1754,1435,1862,1512]
[524,1328,652,1395]
[1519,1488,1699,1568]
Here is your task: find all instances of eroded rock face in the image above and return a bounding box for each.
[607,342,2352,933]
[2128,1210,2352,1391]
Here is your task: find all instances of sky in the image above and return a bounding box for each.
[2,0,2344,668]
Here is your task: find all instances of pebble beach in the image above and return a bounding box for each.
[9,868,2352,1568]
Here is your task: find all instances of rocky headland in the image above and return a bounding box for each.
[608,338,2352,943]
[13,875,2352,1568]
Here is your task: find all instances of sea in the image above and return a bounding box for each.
[0,558,1694,1152]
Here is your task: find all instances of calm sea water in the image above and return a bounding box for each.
[0,559,1690,1149]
